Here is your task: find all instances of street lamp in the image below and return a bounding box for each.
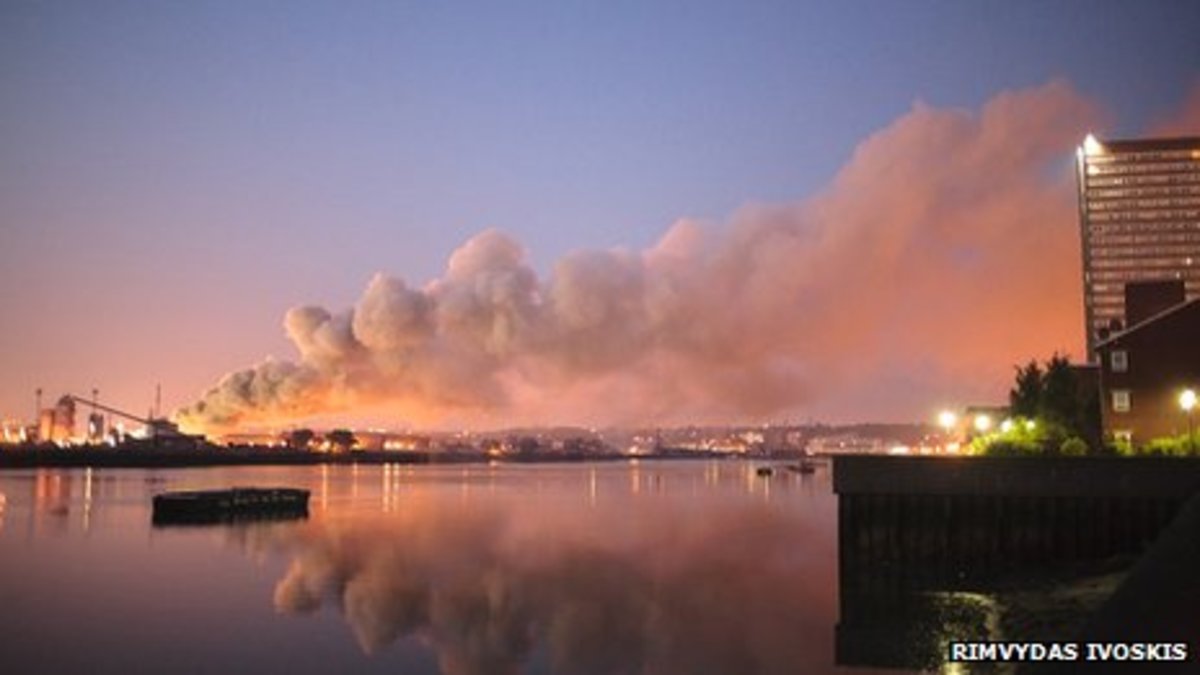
[1181,389,1197,452]
[937,410,957,452]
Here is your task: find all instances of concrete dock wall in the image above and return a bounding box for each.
[834,456,1200,589]
[833,455,1200,499]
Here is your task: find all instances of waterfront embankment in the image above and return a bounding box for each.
[0,447,433,468]
[833,455,1200,671]
[834,455,1200,586]
[0,446,740,469]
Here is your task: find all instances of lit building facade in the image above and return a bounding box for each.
[1076,134,1200,358]
[37,396,76,443]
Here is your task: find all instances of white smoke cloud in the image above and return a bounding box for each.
[179,81,1105,431]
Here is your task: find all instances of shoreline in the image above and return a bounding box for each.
[0,446,764,469]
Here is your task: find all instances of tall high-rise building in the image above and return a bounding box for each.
[1076,134,1200,358]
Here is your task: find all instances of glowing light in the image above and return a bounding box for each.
[1025,420,1037,431]
[937,410,957,430]
[1083,133,1103,156]
[973,414,993,433]
[1181,389,1198,413]
[1000,419,1014,433]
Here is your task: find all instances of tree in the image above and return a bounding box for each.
[288,428,315,450]
[326,429,358,452]
[1009,360,1043,418]
[1040,354,1078,429]
[999,353,1103,454]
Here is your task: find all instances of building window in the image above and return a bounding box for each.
[1111,350,1128,372]
[1112,390,1131,413]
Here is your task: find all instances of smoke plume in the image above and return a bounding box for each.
[179,81,1106,431]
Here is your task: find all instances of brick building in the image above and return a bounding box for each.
[1095,289,1200,445]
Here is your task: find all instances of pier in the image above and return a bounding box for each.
[835,456,1200,588]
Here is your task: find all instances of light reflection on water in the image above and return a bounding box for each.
[0,460,889,674]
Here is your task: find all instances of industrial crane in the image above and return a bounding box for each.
[64,395,184,440]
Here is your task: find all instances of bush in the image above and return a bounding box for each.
[968,417,1093,457]
[1140,435,1200,457]
[977,439,1044,457]
[1058,436,1088,456]
[968,417,1050,456]
[1107,435,1136,456]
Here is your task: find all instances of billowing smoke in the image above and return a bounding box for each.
[180,81,1106,431]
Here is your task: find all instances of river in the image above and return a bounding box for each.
[0,460,892,674]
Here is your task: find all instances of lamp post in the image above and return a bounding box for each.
[1181,389,1197,453]
[938,410,957,452]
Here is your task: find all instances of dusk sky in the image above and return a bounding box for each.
[3,2,1199,430]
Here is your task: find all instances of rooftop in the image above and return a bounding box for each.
[1096,296,1200,349]
[1090,135,1200,152]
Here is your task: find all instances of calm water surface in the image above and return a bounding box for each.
[0,460,889,674]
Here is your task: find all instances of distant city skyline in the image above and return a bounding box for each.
[2,2,1199,429]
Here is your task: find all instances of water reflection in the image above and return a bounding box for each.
[240,481,840,674]
[837,589,998,671]
[833,491,1147,671]
[0,462,859,675]
[152,509,310,528]
[82,467,93,532]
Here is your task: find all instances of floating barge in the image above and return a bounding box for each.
[787,460,817,474]
[152,487,310,526]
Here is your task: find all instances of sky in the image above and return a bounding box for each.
[2,1,1199,430]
